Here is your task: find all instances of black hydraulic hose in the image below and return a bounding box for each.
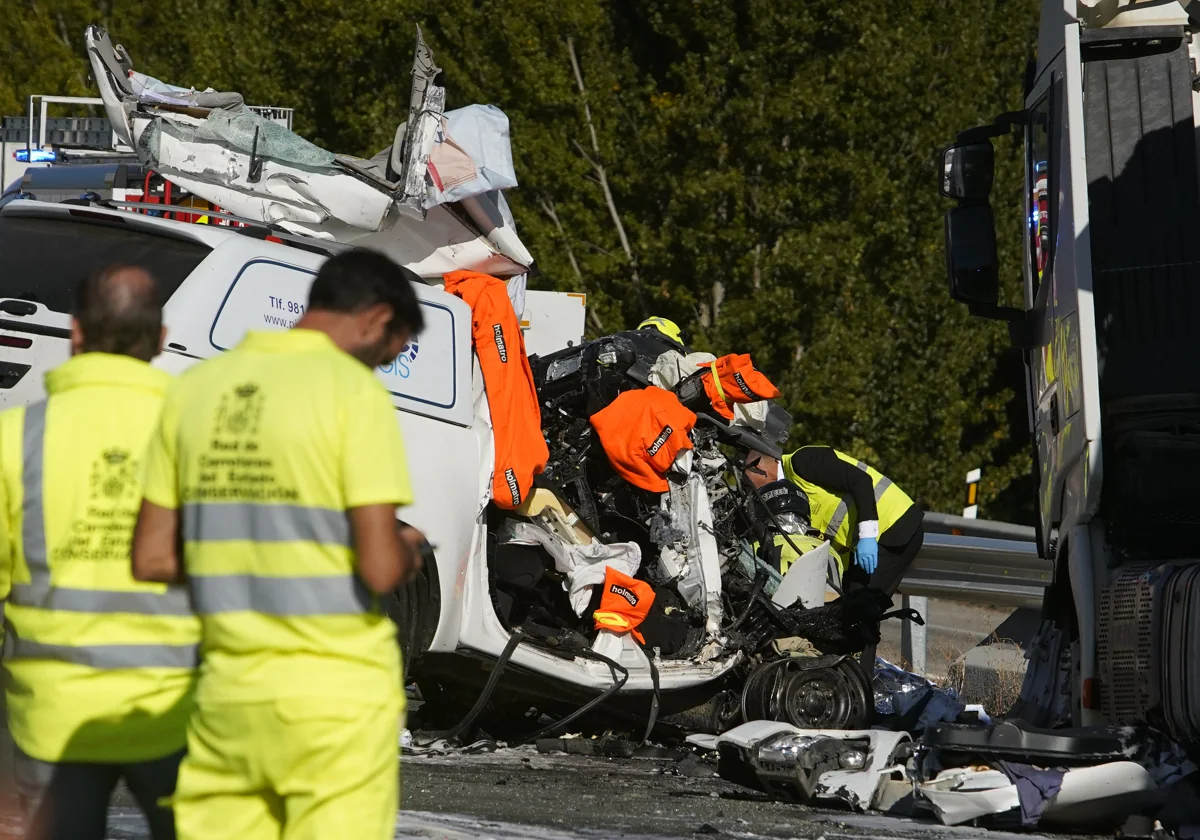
[515,647,630,745]
[414,630,525,747]
[724,568,766,633]
[640,652,661,745]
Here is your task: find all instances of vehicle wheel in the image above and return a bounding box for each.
[383,554,441,681]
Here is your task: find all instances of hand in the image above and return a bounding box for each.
[854,537,878,576]
[397,525,427,583]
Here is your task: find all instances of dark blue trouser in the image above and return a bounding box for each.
[14,746,184,840]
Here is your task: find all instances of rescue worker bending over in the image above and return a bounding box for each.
[0,265,198,840]
[746,446,924,596]
[132,250,428,840]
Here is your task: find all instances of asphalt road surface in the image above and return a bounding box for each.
[0,746,1100,840]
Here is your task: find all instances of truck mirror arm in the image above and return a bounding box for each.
[966,302,1041,350]
[956,110,1030,144]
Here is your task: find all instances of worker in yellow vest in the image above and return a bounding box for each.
[0,266,199,840]
[132,250,428,840]
[747,445,924,597]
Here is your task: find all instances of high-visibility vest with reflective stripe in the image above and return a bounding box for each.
[0,354,200,763]
[782,447,914,569]
[141,329,406,706]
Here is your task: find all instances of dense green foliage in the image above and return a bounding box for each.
[2,0,1040,519]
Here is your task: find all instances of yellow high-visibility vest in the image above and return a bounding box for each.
[0,353,199,763]
[141,329,412,708]
[782,446,914,569]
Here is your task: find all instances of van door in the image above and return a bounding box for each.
[0,208,210,408]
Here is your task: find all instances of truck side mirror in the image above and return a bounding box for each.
[940,141,995,201]
[945,203,1000,306]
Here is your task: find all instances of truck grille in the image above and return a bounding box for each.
[1097,563,1156,723]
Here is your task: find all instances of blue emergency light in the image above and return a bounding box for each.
[13,149,57,163]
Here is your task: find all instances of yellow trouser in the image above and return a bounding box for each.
[173,696,400,840]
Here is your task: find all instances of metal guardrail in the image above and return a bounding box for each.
[922,511,1037,542]
[899,526,1050,609]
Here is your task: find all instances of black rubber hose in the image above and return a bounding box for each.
[724,568,766,633]
[640,652,661,744]
[414,631,525,746]
[515,647,630,745]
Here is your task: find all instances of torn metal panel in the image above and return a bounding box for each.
[715,722,909,810]
[83,24,536,278]
[917,760,1160,829]
[395,25,444,220]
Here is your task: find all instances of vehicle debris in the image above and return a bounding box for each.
[873,657,965,732]
[715,721,911,811]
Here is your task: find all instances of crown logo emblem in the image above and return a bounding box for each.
[235,383,259,398]
[103,448,128,465]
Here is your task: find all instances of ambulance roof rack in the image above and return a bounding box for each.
[98,199,346,257]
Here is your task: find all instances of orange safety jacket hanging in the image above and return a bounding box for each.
[698,354,781,420]
[589,386,697,493]
[444,270,549,509]
[593,567,655,644]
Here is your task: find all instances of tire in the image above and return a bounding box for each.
[384,554,441,682]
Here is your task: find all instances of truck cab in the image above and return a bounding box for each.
[941,0,1200,738]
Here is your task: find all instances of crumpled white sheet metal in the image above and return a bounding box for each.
[917,761,1159,828]
[658,473,724,637]
[501,520,641,616]
[716,722,910,812]
[86,24,537,279]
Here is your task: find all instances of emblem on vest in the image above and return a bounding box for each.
[732,371,757,400]
[215,383,264,438]
[91,448,137,500]
[610,584,639,607]
[647,426,673,457]
[504,468,521,506]
[493,324,509,363]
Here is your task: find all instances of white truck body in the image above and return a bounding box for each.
[943,0,1200,739]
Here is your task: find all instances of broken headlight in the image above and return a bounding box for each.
[746,732,874,804]
[755,732,871,773]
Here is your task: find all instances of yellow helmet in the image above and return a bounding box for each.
[638,316,685,346]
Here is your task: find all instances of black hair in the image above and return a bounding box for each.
[72,264,163,361]
[307,249,425,335]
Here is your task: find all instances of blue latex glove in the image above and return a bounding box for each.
[854,537,879,575]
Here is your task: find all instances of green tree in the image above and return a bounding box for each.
[1,0,1041,519]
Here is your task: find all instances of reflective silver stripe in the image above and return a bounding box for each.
[8,583,192,615]
[189,574,373,616]
[21,401,47,577]
[4,635,198,669]
[15,398,191,618]
[854,458,894,503]
[825,499,849,540]
[874,476,894,500]
[182,503,351,546]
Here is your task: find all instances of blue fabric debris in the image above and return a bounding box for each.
[995,761,1065,827]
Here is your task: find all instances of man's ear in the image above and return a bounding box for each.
[157,325,167,356]
[363,303,393,339]
[69,318,85,356]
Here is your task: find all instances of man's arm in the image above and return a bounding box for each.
[788,446,879,525]
[350,506,423,594]
[132,500,182,583]
[344,379,426,594]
